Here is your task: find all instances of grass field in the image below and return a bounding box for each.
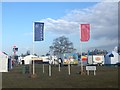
[2,64,119,88]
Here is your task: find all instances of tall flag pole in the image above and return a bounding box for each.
[32,22,35,76]
[32,22,44,76]
[80,24,90,75]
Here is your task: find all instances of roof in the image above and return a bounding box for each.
[25,54,37,57]
[106,51,119,57]
[107,51,118,55]
[0,51,8,56]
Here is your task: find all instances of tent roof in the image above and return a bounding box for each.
[106,51,118,56]
[107,51,118,55]
[24,55,37,58]
[0,51,8,56]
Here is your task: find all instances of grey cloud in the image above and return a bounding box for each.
[40,2,118,50]
[42,18,79,35]
[63,2,118,40]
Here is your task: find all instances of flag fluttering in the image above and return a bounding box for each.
[80,24,90,42]
[34,22,44,41]
[81,56,87,61]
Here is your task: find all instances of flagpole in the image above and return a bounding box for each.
[80,24,90,75]
[80,41,84,75]
[32,43,35,75]
[31,22,44,78]
[32,22,35,75]
[80,24,84,75]
[30,22,36,78]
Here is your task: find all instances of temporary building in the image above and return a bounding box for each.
[41,56,50,63]
[0,51,8,72]
[23,55,38,65]
[105,51,120,64]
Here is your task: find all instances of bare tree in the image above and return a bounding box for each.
[49,36,75,57]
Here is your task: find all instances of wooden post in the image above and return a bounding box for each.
[68,61,71,75]
[58,64,60,72]
[49,64,51,76]
[94,70,96,75]
[43,64,44,73]
[87,70,89,75]
[29,64,32,74]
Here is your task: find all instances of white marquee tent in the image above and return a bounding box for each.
[0,51,8,72]
[105,51,120,64]
[23,55,37,65]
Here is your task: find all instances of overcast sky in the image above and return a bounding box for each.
[1,0,119,56]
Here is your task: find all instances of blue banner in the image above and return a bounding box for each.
[34,22,44,41]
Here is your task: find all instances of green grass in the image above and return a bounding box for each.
[2,64,119,88]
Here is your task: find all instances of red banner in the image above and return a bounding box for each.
[80,24,90,42]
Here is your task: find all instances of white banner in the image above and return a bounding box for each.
[93,55,104,64]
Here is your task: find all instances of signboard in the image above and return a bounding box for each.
[63,53,78,65]
[86,66,96,70]
[86,66,96,75]
[93,55,104,64]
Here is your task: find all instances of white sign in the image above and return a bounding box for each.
[86,66,96,75]
[86,66,96,70]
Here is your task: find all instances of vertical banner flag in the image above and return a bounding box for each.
[34,22,44,41]
[80,24,90,42]
[81,56,87,61]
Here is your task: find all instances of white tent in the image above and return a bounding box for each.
[23,55,37,65]
[0,51,8,72]
[105,51,120,64]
